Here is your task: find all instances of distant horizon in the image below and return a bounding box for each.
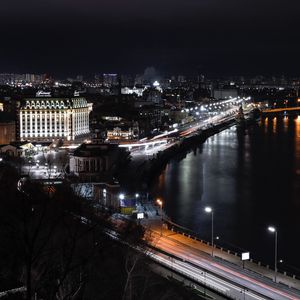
[0,69,300,81]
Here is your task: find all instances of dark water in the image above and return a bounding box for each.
[151,115,300,273]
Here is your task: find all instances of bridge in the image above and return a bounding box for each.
[262,107,300,113]
[118,139,169,151]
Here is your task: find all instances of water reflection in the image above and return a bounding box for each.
[151,116,300,269]
[295,116,300,176]
[283,116,288,132]
[272,116,277,134]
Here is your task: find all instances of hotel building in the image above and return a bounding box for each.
[19,94,92,141]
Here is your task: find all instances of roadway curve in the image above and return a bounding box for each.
[146,231,300,300]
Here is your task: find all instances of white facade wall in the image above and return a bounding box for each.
[19,98,92,141]
[69,156,107,175]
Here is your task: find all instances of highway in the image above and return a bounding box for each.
[105,221,300,300]
[145,229,300,300]
[73,202,300,300]
[148,251,267,300]
[119,97,255,157]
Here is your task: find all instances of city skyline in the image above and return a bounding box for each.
[0,0,299,76]
[1,1,300,299]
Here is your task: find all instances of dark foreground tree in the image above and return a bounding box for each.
[0,166,103,300]
[0,165,204,300]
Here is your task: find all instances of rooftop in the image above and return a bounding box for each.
[73,142,119,157]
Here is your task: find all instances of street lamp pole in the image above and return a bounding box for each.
[275,230,278,282]
[205,207,214,257]
[211,210,214,256]
[157,199,163,236]
[268,226,278,283]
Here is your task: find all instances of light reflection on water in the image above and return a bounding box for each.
[151,116,300,270]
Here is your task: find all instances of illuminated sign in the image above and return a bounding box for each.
[36,91,51,97]
[137,213,144,219]
[241,252,250,261]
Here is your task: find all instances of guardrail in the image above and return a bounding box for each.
[164,221,300,284]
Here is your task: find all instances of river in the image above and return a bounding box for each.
[151,115,300,273]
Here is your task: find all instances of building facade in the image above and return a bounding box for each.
[69,142,129,181]
[0,122,15,144]
[70,143,118,176]
[19,96,92,141]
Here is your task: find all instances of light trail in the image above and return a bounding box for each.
[148,231,300,300]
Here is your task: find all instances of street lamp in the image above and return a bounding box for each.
[157,198,163,236]
[268,226,278,283]
[205,206,214,257]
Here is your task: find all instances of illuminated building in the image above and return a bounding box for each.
[106,124,139,141]
[19,93,92,141]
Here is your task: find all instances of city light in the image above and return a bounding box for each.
[267,225,278,283]
[157,199,163,236]
[156,198,162,206]
[204,206,214,256]
[0,0,299,297]
[205,206,212,213]
[268,226,276,233]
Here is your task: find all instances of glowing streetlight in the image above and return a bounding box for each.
[119,193,125,200]
[205,206,214,257]
[268,226,278,283]
[157,198,163,236]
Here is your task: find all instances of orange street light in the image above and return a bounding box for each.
[157,198,163,236]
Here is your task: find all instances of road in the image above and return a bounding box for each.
[142,223,300,300]
[121,98,256,158]
[149,250,267,300]
[135,202,300,300]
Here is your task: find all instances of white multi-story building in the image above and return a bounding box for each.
[19,95,93,141]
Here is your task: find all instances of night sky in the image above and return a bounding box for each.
[0,0,299,77]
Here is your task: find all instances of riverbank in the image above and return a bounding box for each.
[142,108,262,188]
[139,119,236,188]
[118,111,260,191]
